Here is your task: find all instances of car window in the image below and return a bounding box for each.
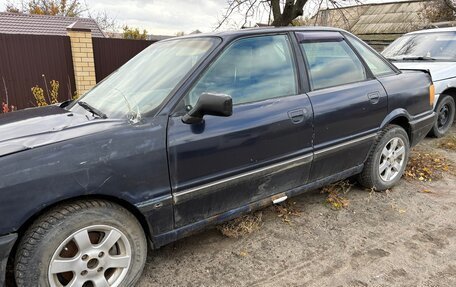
[345,34,395,76]
[69,37,220,119]
[299,38,367,90]
[185,35,297,107]
[382,31,456,61]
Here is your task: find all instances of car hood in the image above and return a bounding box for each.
[0,105,124,157]
[392,61,456,82]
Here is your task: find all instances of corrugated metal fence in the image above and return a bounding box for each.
[0,34,155,111]
[0,34,76,110]
[92,38,155,82]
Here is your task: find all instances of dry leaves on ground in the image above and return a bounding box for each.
[272,201,301,224]
[321,180,352,210]
[217,211,263,238]
[438,135,456,151]
[404,150,454,182]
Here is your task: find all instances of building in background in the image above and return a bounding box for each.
[0,12,106,38]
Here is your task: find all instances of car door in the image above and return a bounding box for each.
[295,31,388,181]
[167,34,314,227]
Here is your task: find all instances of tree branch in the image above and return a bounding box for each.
[215,0,250,30]
[444,0,456,11]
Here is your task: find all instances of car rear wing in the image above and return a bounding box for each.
[399,68,435,106]
[398,68,432,79]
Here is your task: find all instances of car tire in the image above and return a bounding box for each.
[14,200,147,287]
[357,125,410,191]
[429,95,455,138]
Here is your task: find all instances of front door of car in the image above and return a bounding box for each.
[295,31,388,181]
[167,34,314,228]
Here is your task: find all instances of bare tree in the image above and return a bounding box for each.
[444,0,456,11]
[216,0,363,30]
[87,10,118,33]
[424,0,455,23]
[216,0,308,29]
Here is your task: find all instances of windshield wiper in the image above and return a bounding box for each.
[400,56,436,61]
[78,101,107,119]
[113,88,141,124]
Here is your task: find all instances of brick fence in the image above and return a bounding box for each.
[67,22,97,95]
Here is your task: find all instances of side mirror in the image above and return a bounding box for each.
[182,93,233,124]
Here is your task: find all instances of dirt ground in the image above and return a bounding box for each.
[138,127,456,287]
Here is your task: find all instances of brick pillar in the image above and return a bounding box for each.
[67,21,97,95]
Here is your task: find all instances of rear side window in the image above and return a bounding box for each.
[346,34,396,77]
[185,35,297,106]
[298,35,367,90]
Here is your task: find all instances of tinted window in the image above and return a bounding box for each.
[346,34,395,76]
[185,35,297,106]
[300,39,366,90]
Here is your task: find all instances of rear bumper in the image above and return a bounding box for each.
[410,112,436,147]
[0,233,17,287]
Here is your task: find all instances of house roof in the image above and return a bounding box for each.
[312,0,430,36]
[0,12,106,38]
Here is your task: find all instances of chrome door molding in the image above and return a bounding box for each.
[173,153,313,204]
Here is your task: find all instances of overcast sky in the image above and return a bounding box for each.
[0,0,406,35]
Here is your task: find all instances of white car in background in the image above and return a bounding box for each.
[383,27,456,137]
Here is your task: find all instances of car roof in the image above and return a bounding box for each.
[173,26,347,40]
[406,27,456,35]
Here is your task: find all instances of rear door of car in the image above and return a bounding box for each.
[167,33,314,227]
[295,31,389,181]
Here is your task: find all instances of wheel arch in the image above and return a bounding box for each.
[439,88,456,107]
[19,194,151,240]
[439,87,456,101]
[380,109,412,142]
[7,194,152,273]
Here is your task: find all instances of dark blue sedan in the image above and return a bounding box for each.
[0,27,435,287]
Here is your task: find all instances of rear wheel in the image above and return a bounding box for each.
[358,125,410,191]
[429,95,455,138]
[15,200,147,287]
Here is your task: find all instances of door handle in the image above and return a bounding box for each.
[288,109,306,124]
[367,92,380,104]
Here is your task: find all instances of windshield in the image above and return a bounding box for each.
[69,37,220,119]
[382,31,456,61]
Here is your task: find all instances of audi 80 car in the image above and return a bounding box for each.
[0,27,435,287]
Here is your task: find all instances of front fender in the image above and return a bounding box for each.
[0,118,172,236]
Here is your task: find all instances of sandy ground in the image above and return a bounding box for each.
[138,127,456,287]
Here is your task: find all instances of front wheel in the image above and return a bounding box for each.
[358,125,410,191]
[15,200,147,287]
[429,95,455,138]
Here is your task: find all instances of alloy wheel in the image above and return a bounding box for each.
[378,137,406,182]
[48,225,131,287]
